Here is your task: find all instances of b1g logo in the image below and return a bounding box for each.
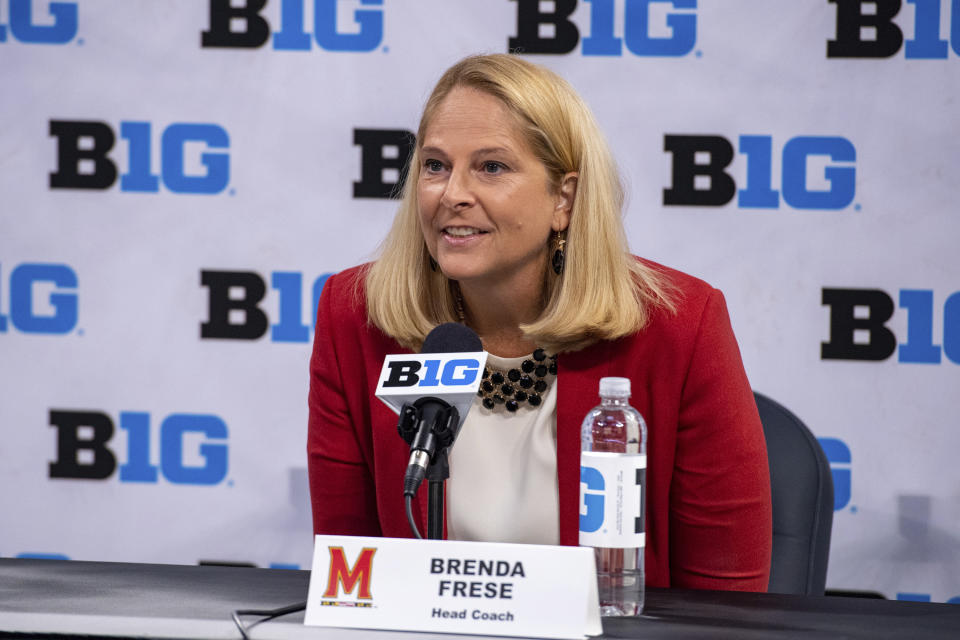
[822,288,960,364]
[0,0,78,44]
[49,409,229,485]
[49,120,230,194]
[380,357,482,389]
[579,466,606,533]
[579,453,645,547]
[828,0,960,58]
[817,437,852,511]
[664,135,856,210]
[321,546,376,605]
[201,0,383,51]
[0,263,78,335]
[354,128,414,199]
[201,269,332,342]
[897,592,960,603]
[376,353,486,418]
[510,0,697,56]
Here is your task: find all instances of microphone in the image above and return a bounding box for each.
[374,323,485,538]
[397,323,483,497]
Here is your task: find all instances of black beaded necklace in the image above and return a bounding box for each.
[454,285,557,412]
[478,347,558,412]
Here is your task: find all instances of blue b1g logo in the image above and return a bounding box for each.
[579,458,645,540]
[510,0,697,57]
[818,437,851,511]
[0,263,78,335]
[49,409,229,486]
[897,592,960,604]
[381,358,481,388]
[664,135,857,210]
[50,120,230,194]
[201,269,333,342]
[828,0,960,59]
[201,0,384,51]
[579,465,605,533]
[0,0,78,44]
[822,288,960,364]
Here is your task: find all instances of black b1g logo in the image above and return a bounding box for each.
[828,0,960,59]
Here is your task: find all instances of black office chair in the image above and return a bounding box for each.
[754,392,834,596]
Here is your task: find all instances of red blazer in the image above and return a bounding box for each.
[308,262,772,592]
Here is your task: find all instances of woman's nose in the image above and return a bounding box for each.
[439,168,475,210]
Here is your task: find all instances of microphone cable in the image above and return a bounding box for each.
[405,494,424,540]
[232,600,306,639]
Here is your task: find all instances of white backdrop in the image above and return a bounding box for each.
[2,0,958,602]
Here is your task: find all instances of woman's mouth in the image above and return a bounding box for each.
[442,226,487,238]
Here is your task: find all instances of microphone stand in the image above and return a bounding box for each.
[397,398,459,540]
[426,449,450,540]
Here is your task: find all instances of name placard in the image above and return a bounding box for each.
[304,535,602,639]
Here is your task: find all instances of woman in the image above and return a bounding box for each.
[308,54,771,592]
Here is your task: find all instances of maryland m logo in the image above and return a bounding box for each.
[322,547,377,600]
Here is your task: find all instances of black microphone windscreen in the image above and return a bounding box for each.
[421,322,482,353]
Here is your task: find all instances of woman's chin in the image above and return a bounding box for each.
[437,262,492,284]
[439,266,478,282]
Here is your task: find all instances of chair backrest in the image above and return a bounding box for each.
[754,392,834,595]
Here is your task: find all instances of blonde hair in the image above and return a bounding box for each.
[365,54,674,353]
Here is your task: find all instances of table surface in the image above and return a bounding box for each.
[1,558,959,639]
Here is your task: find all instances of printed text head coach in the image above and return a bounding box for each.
[308,54,772,592]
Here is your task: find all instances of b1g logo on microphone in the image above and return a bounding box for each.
[200,269,332,343]
[0,263,78,336]
[320,546,377,606]
[201,0,384,52]
[375,353,487,420]
[0,0,78,45]
[49,120,231,195]
[379,355,484,390]
[822,288,960,364]
[828,0,960,59]
[509,0,697,57]
[664,134,857,210]
[48,409,229,485]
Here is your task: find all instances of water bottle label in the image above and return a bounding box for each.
[578,452,646,548]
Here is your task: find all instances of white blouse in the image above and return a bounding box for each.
[446,353,560,545]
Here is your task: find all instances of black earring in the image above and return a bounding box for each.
[551,231,566,275]
[429,256,438,272]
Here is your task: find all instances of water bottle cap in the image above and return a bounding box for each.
[599,377,631,397]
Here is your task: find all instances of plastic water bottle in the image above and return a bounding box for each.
[579,377,647,616]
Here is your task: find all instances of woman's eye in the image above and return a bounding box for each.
[424,160,444,172]
[482,162,504,174]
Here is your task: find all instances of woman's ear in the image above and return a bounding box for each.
[553,172,578,231]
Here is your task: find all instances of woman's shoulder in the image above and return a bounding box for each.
[634,256,720,314]
[562,257,734,374]
[315,263,404,352]
[322,263,370,297]
[315,263,372,327]
[317,263,372,312]
[624,256,737,358]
